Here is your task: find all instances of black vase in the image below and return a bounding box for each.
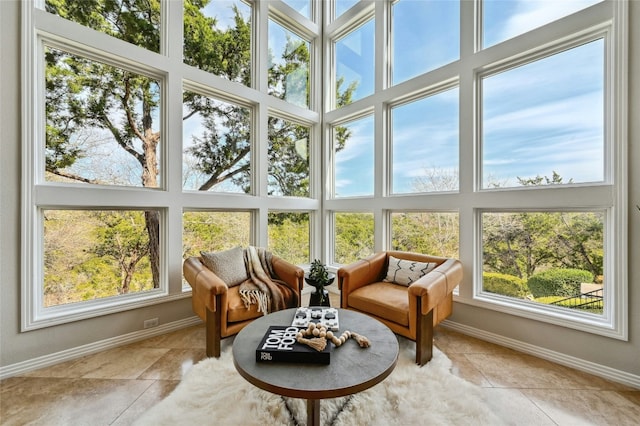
[305,273,335,307]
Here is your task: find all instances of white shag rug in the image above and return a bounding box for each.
[136,337,502,426]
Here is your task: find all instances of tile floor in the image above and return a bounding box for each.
[1,292,638,425]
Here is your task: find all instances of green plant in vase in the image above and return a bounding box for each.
[306,259,335,305]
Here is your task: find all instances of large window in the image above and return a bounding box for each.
[45,45,162,189]
[481,211,605,315]
[24,0,319,329]
[326,0,626,338]
[23,1,627,339]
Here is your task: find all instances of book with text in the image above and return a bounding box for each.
[255,326,331,364]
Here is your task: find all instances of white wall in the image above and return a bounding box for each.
[1,0,638,384]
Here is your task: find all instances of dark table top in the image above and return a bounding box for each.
[232,308,399,400]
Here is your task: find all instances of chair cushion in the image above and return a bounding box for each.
[383,255,437,286]
[226,284,263,323]
[200,247,248,287]
[348,282,410,327]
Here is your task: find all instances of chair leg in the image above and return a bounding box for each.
[205,307,222,358]
[416,309,434,366]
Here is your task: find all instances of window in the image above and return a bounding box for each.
[183,0,252,86]
[182,211,252,258]
[391,0,459,85]
[334,18,375,106]
[268,211,310,264]
[326,0,626,338]
[45,0,160,52]
[182,91,252,193]
[482,0,603,48]
[268,116,310,197]
[24,1,320,329]
[45,45,161,189]
[333,212,374,265]
[481,39,605,189]
[268,19,311,108]
[333,114,374,198]
[391,88,459,194]
[44,209,156,307]
[481,211,604,315]
[390,211,459,259]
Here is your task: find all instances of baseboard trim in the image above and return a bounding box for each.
[441,319,640,389]
[0,316,202,380]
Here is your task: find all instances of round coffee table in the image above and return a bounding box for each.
[232,308,399,426]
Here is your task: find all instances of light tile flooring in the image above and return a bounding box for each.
[2,292,638,425]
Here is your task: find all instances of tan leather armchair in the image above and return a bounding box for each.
[337,251,462,365]
[183,255,304,357]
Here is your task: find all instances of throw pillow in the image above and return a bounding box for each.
[200,246,248,287]
[383,255,437,286]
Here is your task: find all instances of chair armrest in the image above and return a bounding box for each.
[271,255,305,293]
[408,258,463,315]
[183,257,229,312]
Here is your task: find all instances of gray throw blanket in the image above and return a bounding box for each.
[239,246,292,315]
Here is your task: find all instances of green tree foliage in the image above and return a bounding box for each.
[91,211,152,294]
[183,2,251,85]
[43,210,152,307]
[391,212,459,259]
[527,268,594,298]
[335,213,374,264]
[268,212,310,265]
[182,211,251,258]
[268,118,310,197]
[483,212,602,280]
[483,272,530,298]
[46,0,160,51]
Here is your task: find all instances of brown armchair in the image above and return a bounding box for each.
[183,254,304,357]
[337,251,462,365]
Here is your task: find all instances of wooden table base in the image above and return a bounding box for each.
[307,399,320,426]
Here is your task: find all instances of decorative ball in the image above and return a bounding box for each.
[312,328,320,336]
[326,330,334,339]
